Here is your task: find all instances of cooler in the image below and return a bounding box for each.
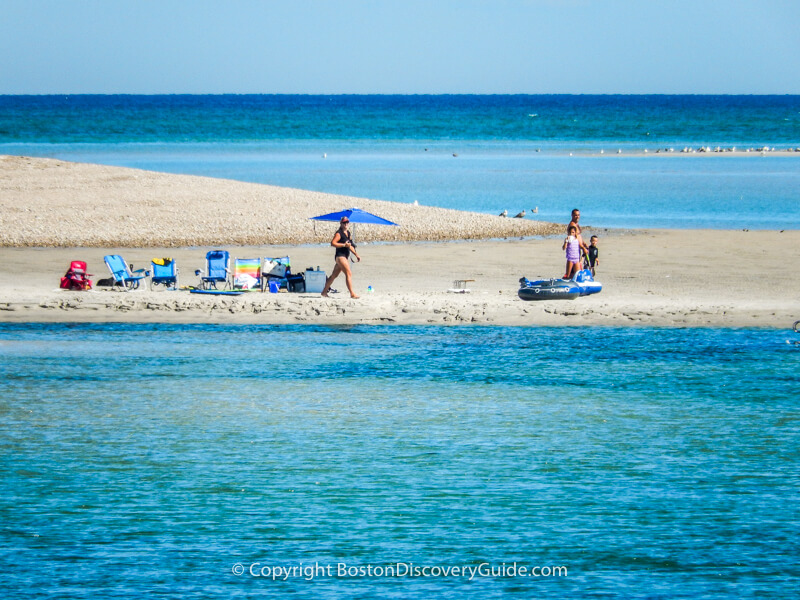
[303,269,327,293]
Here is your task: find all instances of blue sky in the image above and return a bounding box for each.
[2,0,799,94]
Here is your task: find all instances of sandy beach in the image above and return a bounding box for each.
[1,156,798,328]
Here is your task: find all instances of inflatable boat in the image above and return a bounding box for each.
[518,278,581,301]
[518,270,602,301]
[574,269,602,296]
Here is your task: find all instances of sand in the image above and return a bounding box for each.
[0,155,559,246]
[1,156,798,329]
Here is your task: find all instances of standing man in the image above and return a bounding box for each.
[568,208,582,235]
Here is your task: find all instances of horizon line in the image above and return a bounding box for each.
[3,92,800,97]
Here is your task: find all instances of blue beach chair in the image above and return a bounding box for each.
[150,258,179,290]
[199,250,230,289]
[103,255,149,291]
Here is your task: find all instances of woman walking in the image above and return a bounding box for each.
[321,217,361,298]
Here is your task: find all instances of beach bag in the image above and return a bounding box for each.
[60,261,93,291]
[286,274,305,293]
[263,256,290,278]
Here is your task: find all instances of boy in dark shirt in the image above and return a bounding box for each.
[587,235,599,276]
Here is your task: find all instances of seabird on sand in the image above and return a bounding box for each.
[499,209,507,217]
[513,210,525,218]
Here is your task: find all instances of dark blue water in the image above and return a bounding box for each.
[2,95,799,143]
[2,323,798,599]
[2,95,799,228]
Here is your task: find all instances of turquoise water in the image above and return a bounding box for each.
[2,323,799,598]
[3,96,798,599]
[2,95,799,228]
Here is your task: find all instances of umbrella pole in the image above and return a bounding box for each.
[350,223,358,263]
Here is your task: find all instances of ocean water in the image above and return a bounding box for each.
[2,96,798,600]
[2,95,799,228]
[1,323,799,599]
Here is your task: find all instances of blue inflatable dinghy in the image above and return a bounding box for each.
[518,277,581,301]
[518,270,602,301]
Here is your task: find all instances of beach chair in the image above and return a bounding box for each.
[59,260,93,291]
[103,255,148,291]
[199,250,230,289]
[260,256,290,291]
[232,258,261,290]
[150,258,179,290]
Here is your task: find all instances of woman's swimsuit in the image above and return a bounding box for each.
[335,229,353,259]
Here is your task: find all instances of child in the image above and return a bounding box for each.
[562,225,586,280]
[587,235,600,276]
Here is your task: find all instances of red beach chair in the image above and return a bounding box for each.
[60,260,93,291]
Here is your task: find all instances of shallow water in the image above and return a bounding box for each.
[6,141,800,229]
[1,323,798,598]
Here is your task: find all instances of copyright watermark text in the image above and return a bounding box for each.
[231,561,567,581]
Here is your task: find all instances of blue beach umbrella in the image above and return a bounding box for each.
[310,207,398,226]
[310,207,399,241]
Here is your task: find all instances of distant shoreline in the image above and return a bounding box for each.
[558,147,800,157]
